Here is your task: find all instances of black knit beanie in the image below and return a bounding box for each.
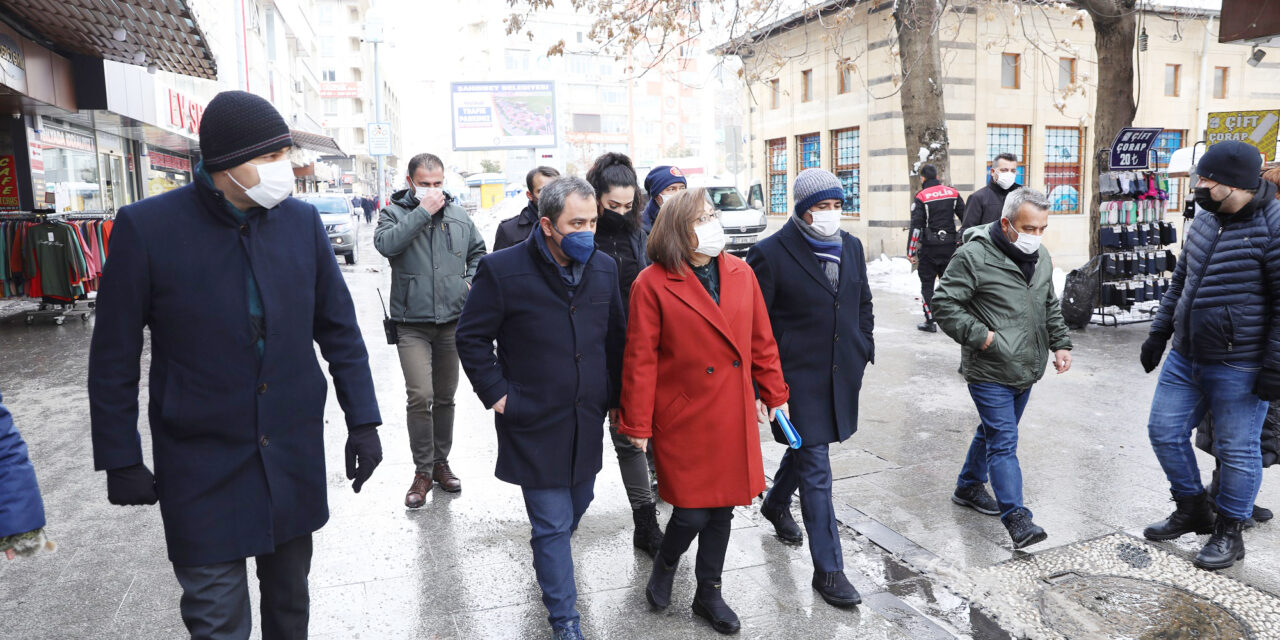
[1196,140,1262,190]
[199,91,294,172]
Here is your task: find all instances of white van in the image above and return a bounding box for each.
[701,179,768,255]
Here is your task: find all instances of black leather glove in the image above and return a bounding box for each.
[106,463,158,506]
[1140,335,1168,374]
[1255,368,1280,402]
[345,425,383,493]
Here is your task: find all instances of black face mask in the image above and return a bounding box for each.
[1194,187,1228,213]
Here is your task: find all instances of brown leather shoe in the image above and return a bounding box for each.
[405,473,431,508]
[433,462,462,493]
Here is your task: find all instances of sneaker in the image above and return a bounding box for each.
[1003,509,1047,549]
[951,484,1000,516]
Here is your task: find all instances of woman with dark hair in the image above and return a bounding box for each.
[584,152,665,558]
[619,188,789,635]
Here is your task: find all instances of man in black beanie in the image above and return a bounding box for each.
[89,90,383,639]
[1141,140,1280,571]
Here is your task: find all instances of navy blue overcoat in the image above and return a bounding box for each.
[0,390,45,539]
[746,219,875,446]
[88,177,380,566]
[456,233,625,489]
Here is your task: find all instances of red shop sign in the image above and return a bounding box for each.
[0,155,17,209]
[168,89,205,134]
[149,150,192,173]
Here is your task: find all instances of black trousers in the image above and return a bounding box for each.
[917,245,956,320]
[172,534,313,640]
[659,506,734,584]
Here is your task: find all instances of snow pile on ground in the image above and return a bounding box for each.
[866,254,921,299]
[473,197,526,251]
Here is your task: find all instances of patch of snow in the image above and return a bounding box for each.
[867,254,922,299]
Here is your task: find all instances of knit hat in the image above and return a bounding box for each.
[1196,140,1262,190]
[643,165,686,197]
[199,91,294,172]
[793,168,845,215]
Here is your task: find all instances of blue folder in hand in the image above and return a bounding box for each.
[776,411,802,449]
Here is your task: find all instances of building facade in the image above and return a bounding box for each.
[728,0,1280,268]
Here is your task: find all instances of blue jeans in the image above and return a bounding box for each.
[521,478,596,631]
[957,383,1032,520]
[1147,349,1267,521]
[765,443,843,573]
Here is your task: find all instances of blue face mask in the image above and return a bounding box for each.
[550,226,596,264]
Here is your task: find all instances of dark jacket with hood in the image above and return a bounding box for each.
[374,188,487,324]
[962,179,1021,233]
[494,202,539,252]
[1150,180,1280,369]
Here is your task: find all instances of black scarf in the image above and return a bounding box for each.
[989,222,1038,284]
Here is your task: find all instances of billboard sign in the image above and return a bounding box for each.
[1207,110,1280,161]
[451,81,557,151]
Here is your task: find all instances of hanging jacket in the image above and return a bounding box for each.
[932,223,1073,390]
[374,188,487,324]
[1150,180,1280,368]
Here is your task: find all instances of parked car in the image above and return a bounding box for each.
[706,181,767,256]
[296,193,360,264]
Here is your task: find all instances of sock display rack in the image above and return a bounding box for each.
[1091,170,1179,326]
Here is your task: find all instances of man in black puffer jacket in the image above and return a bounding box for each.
[1140,140,1280,571]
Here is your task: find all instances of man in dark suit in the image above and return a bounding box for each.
[747,168,873,609]
[494,166,560,251]
[456,176,625,640]
[89,91,382,640]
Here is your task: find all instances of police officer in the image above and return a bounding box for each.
[908,164,964,332]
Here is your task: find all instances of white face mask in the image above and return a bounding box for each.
[694,220,725,257]
[230,159,294,209]
[809,209,842,237]
[995,171,1017,190]
[1008,225,1042,255]
[415,186,433,201]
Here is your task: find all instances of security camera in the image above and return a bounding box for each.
[1248,46,1267,67]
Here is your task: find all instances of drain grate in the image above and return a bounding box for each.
[965,533,1280,639]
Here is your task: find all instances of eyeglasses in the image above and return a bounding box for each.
[695,211,722,225]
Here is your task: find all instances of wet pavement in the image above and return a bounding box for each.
[2,219,1280,639]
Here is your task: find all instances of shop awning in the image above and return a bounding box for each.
[2,0,217,80]
[291,129,345,157]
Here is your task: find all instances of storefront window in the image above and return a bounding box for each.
[97,132,137,210]
[147,149,193,196]
[40,124,102,212]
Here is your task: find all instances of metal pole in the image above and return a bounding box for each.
[374,39,384,207]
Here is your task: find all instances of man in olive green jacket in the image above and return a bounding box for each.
[932,188,1073,549]
[375,153,486,507]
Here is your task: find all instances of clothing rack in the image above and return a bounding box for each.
[0,211,114,326]
[1091,162,1179,327]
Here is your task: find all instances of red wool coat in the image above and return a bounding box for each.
[618,254,790,509]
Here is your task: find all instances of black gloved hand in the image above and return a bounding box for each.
[1255,368,1280,402]
[1140,335,1168,374]
[106,463,158,506]
[344,425,383,493]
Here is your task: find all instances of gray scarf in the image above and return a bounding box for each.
[793,214,841,289]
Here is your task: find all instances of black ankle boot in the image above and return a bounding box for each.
[632,503,665,558]
[1194,516,1246,570]
[760,502,803,545]
[645,554,678,609]
[692,581,740,635]
[1143,491,1216,541]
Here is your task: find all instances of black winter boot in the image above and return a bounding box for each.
[1254,504,1273,523]
[1194,516,1246,570]
[1143,491,1216,541]
[645,554,678,610]
[1003,508,1047,549]
[632,503,665,558]
[692,582,741,635]
[812,571,862,607]
[760,502,803,545]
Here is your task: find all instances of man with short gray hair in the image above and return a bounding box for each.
[932,187,1073,549]
[456,176,625,640]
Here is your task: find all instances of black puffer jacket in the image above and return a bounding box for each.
[593,209,648,313]
[1151,180,1280,368]
[1197,402,1280,468]
[961,180,1020,233]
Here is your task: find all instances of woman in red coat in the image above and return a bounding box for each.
[618,188,789,635]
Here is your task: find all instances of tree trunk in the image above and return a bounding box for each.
[895,0,950,196]
[1085,0,1138,258]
